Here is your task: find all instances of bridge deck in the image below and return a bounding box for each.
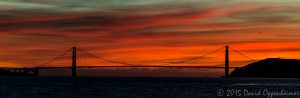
[2,66,240,70]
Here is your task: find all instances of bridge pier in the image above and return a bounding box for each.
[23,68,29,74]
[13,69,17,74]
[33,68,39,76]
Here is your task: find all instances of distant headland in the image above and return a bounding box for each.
[0,68,37,76]
[230,58,300,78]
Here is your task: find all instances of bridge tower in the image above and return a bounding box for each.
[72,47,77,85]
[225,45,229,77]
[34,67,39,76]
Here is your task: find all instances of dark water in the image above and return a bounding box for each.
[1,77,300,98]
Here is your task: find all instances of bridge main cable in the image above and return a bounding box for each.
[229,46,256,61]
[77,48,140,66]
[167,46,224,64]
[38,48,72,68]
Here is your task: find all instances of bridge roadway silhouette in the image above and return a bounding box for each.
[1,45,255,80]
[31,65,241,69]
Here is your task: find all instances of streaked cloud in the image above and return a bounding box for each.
[0,0,299,73]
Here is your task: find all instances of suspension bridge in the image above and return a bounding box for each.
[1,45,256,79]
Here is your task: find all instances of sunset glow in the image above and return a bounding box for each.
[0,0,300,77]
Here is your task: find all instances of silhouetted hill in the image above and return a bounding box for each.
[230,58,300,78]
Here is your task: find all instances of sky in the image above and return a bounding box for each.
[1,0,300,76]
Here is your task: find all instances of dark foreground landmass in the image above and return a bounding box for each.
[230,58,300,78]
